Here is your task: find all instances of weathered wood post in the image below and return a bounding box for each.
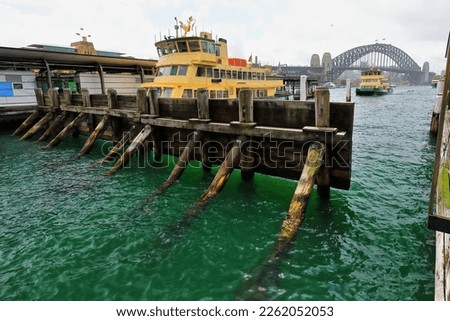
[38,112,68,142]
[300,75,307,101]
[48,87,60,112]
[105,125,153,175]
[238,88,254,123]
[345,79,352,102]
[235,142,325,301]
[107,89,122,142]
[46,112,87,147]
[187,137,243,214]
[136,88,149,114]
[148,88,160,117]
[35,88,45,107]
[314,86,330,198]
[430,80,444,134]
[78,114,110,156]
[196,88,210,120]
[146,89,161,162]
[193,88,212,171]
[12,88,46,136]
[92,125,141,167]
[20,112,53,140]
[62,88,72,107]
[81,88,93,134]
[150,131,204,199]
[233,88,256,180]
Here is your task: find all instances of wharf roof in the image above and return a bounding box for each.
[0,46,157,73]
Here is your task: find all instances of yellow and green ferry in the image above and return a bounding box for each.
[355,69,393,96]
[141,17,283,99]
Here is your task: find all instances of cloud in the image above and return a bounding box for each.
[0,0,448,72]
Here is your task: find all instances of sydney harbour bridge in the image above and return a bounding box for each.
[274,43,428,85]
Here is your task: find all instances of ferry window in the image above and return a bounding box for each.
[238,71,243,80]
[170,66,178,76]
[201,41,208,52]
[162,67,171,76]
[252,72,257,80]
[210,90,216,98]
[157,67,163,76]
[208,43,215,54]
[167,42,177,53]
[223,90,229,98]
[217,90,223,98]
[232,70,237,79]
[162,88,172,98]
[160,44,169,56]
[206,68,213,78]
[182,89,193,98]
[177,41,188,52]
[196,67,206,77]
[157,48,162,57]
[188,41,201,52]
[215,45,220,56]
[243,72,247,80]
[213,69,220,78]
[178,65,188,76]
[220,70,225,79]
[226,70,231,79]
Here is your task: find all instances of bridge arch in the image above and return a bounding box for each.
[330,43,422,83]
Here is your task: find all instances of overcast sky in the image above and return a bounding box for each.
[0,0,448,73]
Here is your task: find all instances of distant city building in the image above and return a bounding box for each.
[322,52,332,76]
[310,54,320,67]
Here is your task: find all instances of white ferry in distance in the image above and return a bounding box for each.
[141,16,283,99]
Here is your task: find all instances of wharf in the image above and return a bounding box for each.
[429,32,450,301]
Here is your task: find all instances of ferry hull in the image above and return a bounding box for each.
[355,88,391,96]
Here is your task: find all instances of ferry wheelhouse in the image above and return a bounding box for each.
[355,69,393,96]
[141,18,283,99]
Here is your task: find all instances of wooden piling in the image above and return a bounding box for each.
[92,125,141,167]
[38,112,68,142]
[78,115,110,156]
[105,125,153,175]
[12,110,41,136]
[238,88,254,124]
[46,113,88,148]
[62,88,72,107]
[150,131,203,198]
[107,89,123,141]
[188,138,242,213]
[240,139,255,181]
[236,142,325,300]
[300,75,307,101]
[314,87,331,198]
[20,112,53,140]
[81,88,94,132]
[276,142,325,253]
[346,79,352,102]
[48,88,60,111]
[149,88,160,117]
[35,88,44,107]
[196,88,210,120]
[136,88,149,114]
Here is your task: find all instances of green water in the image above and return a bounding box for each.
[0,86,436,300]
